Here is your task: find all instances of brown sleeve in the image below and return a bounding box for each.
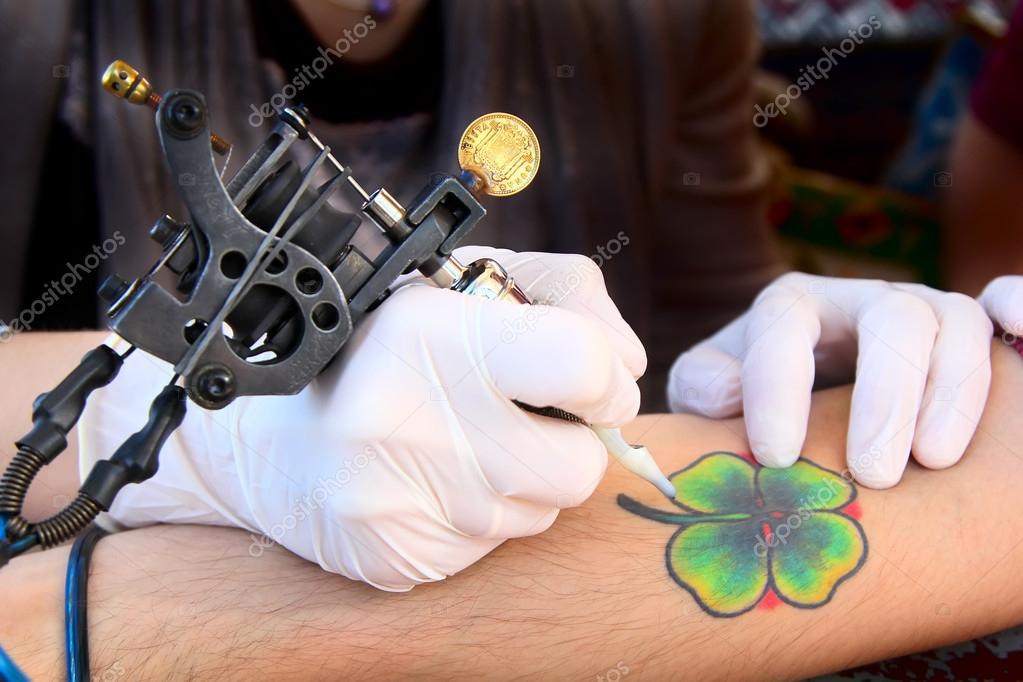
[646,0,784,400]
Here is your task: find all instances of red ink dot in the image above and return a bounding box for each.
[758,588,781,611]
[842,501,862,519]
[762,521,772,543]
[770,511,784,519]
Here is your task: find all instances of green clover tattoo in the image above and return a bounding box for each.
[618,452,867,618]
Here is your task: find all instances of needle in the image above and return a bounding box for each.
[594,428,677,500]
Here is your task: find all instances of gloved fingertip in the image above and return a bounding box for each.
[852,469,902,490]
[751,442,801,468]
[915,453,962,471]
[557,345,642,427]
[848,450,906,489]
[589,379,641,427]
[913,401,981,471]
[912,428,968,470]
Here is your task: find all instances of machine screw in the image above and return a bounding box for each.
[97,275,130,304]
[195,367,235,403]
[164,93,205,139]
[149,214,183,248]
[280,106,311,138]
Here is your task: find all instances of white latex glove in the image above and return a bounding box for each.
[667,272,993,489]
[79,247,645,591]
[979,275,1023,346]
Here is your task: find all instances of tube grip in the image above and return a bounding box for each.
[80,385,187,509]
[451,258,531,304]
[17,346,124,461]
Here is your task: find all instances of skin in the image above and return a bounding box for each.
[2,333,1023,679]
[945,114,1023,295]
[290,0,428,64]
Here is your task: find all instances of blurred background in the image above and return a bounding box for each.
[4,0,1022,394]
[756,0,1012,288]
[1,1,1022,675]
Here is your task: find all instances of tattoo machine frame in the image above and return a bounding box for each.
[0,60,672,569]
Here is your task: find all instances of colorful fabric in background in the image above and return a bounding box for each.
[761,0,1019,287]
[821,628,1023,680]
[769,167,944,286]
[883,35,988,201]
[757,0,1010,47]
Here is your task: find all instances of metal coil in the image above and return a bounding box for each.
[4,515,29,539]
[0,447,44,517]
[34,494,103,548]
[513,401,586,424]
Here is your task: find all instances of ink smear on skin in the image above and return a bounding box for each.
[618,452,867,618]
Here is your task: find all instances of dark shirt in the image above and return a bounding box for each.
[250,0,443,123]
[2,0,782,409]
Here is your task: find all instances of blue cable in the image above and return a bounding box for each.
[65,525,107,682]
[0,517,32,681]
[0,643,29,682]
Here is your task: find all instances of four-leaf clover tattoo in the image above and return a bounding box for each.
[618,452,867,617]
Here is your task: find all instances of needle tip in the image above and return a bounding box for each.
[655,475,677,500]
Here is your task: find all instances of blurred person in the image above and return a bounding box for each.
[945,1,1023,293]
[0,0,782,406]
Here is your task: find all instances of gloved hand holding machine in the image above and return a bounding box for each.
[0,62,671,578]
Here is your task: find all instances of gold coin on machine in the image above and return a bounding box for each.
[458,113,540,196]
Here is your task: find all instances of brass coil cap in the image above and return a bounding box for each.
[101,59,153,105]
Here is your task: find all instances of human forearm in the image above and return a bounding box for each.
[0,331,107,518]
[5,341,1023,680]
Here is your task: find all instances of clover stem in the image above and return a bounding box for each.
[616,494,750,526]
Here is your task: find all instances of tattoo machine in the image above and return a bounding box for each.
[0,59,674,568]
